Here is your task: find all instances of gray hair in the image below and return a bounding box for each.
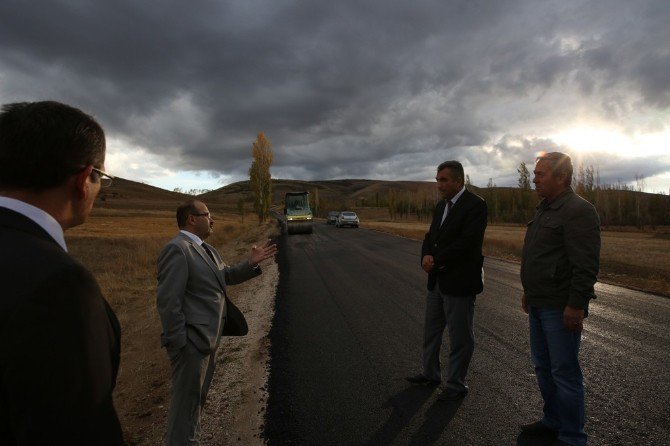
[536,152,573,186]
[437,160,464,184]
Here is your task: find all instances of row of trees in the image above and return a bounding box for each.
[510,161,669,227]
[305,162,669,227]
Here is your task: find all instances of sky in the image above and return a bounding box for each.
[1,0,669,194]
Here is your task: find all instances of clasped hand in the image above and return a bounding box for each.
[421,255,435,273]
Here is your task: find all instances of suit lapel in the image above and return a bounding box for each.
[197,242,227,290]
[433,200,446,231]
[180,234,227,290]
[440,190,470,230]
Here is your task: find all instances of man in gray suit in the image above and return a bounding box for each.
[157,199,276,446]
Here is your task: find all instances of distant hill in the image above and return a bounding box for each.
[199,178,459,210]
[93,177,446,213]
[95,177,190,211]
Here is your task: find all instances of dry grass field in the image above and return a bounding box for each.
[360,218,670,296]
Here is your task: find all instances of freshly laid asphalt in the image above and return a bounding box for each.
[264,223,670,446]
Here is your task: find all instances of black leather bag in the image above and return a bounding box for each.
[221,295,248,336]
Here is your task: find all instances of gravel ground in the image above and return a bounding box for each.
[198,224,279,446]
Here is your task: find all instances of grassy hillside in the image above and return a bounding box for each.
[97,176,670,227]
[200,178,449,215]
[94,178,190,212]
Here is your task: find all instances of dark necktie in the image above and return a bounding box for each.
[202,243,216,263]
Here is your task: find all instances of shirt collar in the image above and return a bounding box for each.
[180,229,204,246]
[0,197,67,251]
[450,186,466,204]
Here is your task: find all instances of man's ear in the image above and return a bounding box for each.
[74,165,93,199]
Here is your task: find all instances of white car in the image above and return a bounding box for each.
[336,211,359,228]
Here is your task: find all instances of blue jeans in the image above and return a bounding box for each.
[529,307,586,446]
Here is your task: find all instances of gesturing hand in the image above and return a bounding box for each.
[250,239,278,267]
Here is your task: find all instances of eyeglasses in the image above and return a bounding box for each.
[90,167,114,188]
[191,212,211,218]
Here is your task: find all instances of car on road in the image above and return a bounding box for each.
[327,211,340,225]
[336,211,359,228]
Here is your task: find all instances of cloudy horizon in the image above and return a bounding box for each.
[1,0,668,194]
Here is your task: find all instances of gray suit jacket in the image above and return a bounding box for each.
[156,232,260,354]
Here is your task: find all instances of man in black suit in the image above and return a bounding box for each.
[0,101,124,445]
[406,160,487,401]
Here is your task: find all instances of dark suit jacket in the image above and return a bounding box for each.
[421,189,488,296]
[0,207,123,445]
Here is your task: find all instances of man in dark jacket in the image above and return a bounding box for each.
[519,152,600,446]
[0,101,123,445]
[406,160,487,402]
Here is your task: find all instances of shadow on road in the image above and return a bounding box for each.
[362,384,463,445]
[516,431,558,446]
[407,398,463,445]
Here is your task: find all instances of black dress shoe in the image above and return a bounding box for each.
[519,420,557,435]
[549,440,572,446]
[437,388,468,401]
[405,374,440,385]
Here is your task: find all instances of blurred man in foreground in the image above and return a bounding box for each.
[0,101,123,445]
[520,152,601,446]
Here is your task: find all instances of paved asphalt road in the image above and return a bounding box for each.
[264,223,670,446]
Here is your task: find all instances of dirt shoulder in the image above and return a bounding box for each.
[199,233,279,445]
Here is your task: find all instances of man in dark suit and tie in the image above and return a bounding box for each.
[157,199,276,445]
[406,160,487,401]
[0,101,124,444]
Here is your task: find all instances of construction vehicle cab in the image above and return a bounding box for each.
[284,191,313,234]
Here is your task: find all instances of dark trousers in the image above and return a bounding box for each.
[421,286,476,391]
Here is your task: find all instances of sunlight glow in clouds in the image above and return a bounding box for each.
[551,126,670,158]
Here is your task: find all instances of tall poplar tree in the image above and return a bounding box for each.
[249,132,273,223]
[517,161,531,190]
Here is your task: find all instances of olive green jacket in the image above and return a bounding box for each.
[521,189,601,311]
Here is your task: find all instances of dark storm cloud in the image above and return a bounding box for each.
[0,0,668,189]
